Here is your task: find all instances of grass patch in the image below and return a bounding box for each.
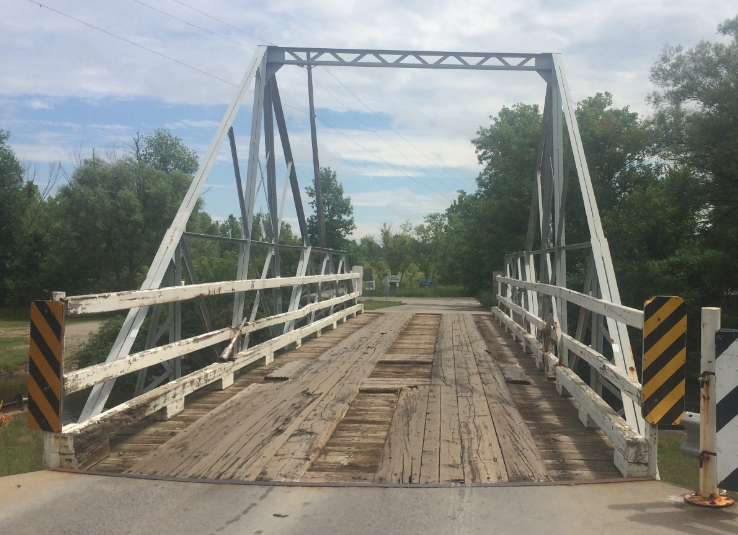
[658,434,738,498]
[361,300,404,311]
[0,415,44,477]
[0,320,30,375]
[658,435,698,490]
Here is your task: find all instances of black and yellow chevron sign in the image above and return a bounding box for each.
[642,296,686,425]
[27,300,64,432]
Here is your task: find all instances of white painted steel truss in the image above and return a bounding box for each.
[75,46,642,440]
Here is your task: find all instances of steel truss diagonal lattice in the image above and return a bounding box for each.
[79,46,643,438]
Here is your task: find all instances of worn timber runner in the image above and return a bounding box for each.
[89,305,623,483]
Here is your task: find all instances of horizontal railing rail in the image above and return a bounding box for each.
[496,276,644,328]
[64,272,359,316]
[64,290,359,394]
[493,272,657,478]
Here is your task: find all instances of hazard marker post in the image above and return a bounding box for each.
[27,298,65,433]
[642,296,686,425]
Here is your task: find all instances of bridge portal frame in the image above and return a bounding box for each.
[77,45,644,444]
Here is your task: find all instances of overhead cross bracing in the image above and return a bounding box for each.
[269,48,544,70]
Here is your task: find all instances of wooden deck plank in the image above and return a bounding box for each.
[374,386,429,484]
[464,314,550,482]
[264,359,310,381]
[453,315,507,483]
[499,363,531,385]
[127,313,391,479]
[304,391,398,481]
[474,315,620,482]
[419,314,456,484]
[360,377,431,392]
[237,314,410,482]
[378,355,435,364]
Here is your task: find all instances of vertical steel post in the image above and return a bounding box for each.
[173,242,182,379]
[701,307,719,497]
[685,307,735,506]
[263,77,282,314]
[232,54,268,331]
[307,55,327,249]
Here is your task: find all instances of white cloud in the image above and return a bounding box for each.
[2,0,736,232]
[27,99,53,110]
[165,119,221,129]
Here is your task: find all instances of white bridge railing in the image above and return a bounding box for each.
[44,258,363,469]
[493,271,658,478]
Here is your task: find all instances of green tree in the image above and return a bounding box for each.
[0,131,51,308]
[49,158,193,293]
[414,213,447,282]
[647,16,738,315]
[380,222,415,282]
[306,167,356,250]
[139,129,199,175]
[357,235,387,279]
[448,103,542,290]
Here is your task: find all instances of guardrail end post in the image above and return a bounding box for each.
[685,307,735,508]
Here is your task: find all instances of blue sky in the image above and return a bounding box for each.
[2,0,736,238]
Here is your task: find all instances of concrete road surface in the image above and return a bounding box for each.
[1,471,736,535]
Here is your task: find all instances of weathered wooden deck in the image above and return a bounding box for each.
[88,307,620,483]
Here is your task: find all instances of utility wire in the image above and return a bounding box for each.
[314,116,450,201]
[308,73,459,194]
[129,0,466,194]
[31,1,451,201]
[127,0,255,50]
[319,68,475,190]
[30,0,238,87]
[171,0,277,45]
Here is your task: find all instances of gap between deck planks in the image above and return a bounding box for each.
[127,313,412,481]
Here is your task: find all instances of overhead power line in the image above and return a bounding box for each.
[308,74,459,194]
[171,0,277,46]
[128,0,255,50]
[314,116,450,201]
[29,1,453,201]
[319,68,475,190]
[30,0,238,87]
[129,0,469,194]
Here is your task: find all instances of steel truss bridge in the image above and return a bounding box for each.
[35,46,658,483]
